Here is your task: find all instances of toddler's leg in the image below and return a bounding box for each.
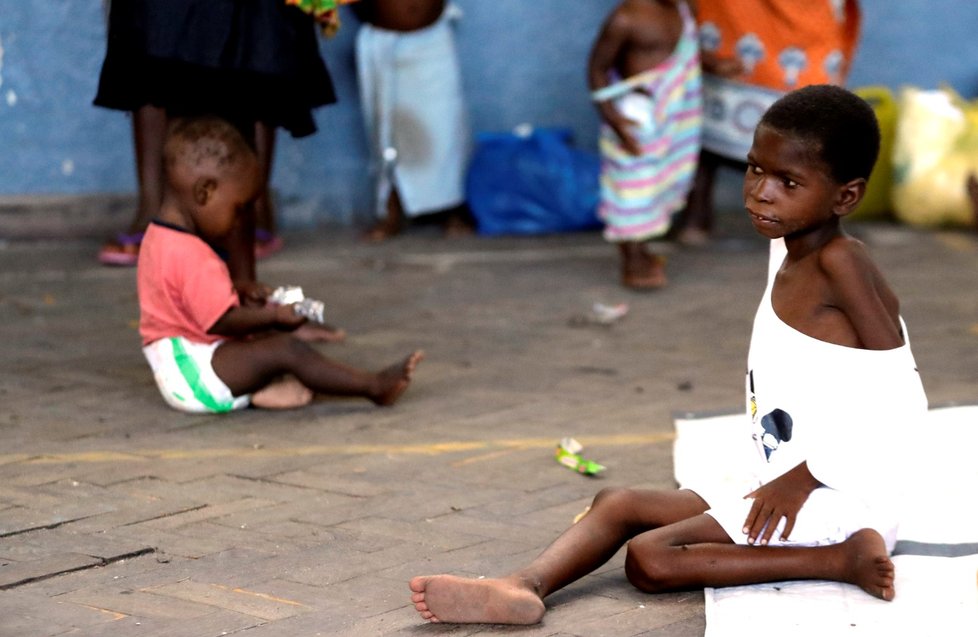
[212,334,422,406]
[618,241,667,290]
[409,487,709,624]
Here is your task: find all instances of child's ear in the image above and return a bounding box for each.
[833,178,866,217]
[192,177,217,206]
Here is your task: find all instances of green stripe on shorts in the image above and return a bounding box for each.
[170,337,234,413]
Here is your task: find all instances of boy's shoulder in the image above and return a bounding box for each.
[816,234,872,275]
[816,234,890,296]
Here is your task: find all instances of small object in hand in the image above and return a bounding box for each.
[270,286,326,325]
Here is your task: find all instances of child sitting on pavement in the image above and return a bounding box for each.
[408,85,927,624]
[137,116,423,414]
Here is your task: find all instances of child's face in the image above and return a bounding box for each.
[743,124,843,240]
[194,156,261,241]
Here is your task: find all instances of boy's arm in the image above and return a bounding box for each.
[208,304,306,338]
[587,8,641,155]
[743,461,822,545]
[820,240,904,350]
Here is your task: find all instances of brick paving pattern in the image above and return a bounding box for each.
[1,218,976,636]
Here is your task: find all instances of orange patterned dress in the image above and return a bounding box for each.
[694,0,861,160]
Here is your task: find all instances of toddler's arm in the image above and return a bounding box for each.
[207,304,305,338]
[587,7,642,155]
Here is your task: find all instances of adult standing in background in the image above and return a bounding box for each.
[672,0,861,245]
[354,0,472,241]
[94,0,336,271]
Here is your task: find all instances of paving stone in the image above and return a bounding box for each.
[57,586,215,619]
[0,553,103,589]
[0,589,124,636]
[143,578,313,621]
[1,223,976,635]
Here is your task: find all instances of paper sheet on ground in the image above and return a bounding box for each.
[673,405,978,637]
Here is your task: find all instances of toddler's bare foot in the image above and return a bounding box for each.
[619,243,667,290]
[409,575,545,625]
[293,322,347,343]
[251,375,313,410]
[371,350,424,406]
[840,529,895,601]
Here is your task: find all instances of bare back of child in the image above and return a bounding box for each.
[408,86,913,624]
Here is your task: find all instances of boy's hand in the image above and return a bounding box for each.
[742,462,821,545]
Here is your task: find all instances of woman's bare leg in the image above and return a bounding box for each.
[253,121,277,236]
[409,487,710,624]
[130,104,168,231]
[211,334,423,406]
[625,516,895,600]
[363,188,405,242]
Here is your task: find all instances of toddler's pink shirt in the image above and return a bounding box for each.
[137,221,239,346]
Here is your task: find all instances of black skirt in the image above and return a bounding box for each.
[93,0,336,138]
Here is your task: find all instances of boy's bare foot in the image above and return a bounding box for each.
[293,322,347,343]
[619,242,667,290]
[409,575,546,624]
[370,350,424,406]
[251,375,314,409]
[840,529,896,601]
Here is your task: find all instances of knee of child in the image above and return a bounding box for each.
[591,486,637,511]
[624,538,671,593]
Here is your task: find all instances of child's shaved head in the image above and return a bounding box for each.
[164,116,254,178]
[759,84,880,184]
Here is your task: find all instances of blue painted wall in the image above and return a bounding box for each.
[1,1,977,227]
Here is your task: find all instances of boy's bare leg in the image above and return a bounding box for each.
[212,334,423,406]
[410,487,710,624]
[619,241,667,290]
[624,518,895,601]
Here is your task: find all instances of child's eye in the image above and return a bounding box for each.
[782,177,798,188]
[748,164,763,175]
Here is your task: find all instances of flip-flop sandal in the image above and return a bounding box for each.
[98,231,144,266]
[254,229,284,259]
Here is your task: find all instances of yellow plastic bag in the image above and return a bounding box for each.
[891,86,978,227]
[852,86,897,219]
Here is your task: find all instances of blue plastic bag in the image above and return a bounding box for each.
[466,127,601,236]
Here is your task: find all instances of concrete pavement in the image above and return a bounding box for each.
[1,211,976,636]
